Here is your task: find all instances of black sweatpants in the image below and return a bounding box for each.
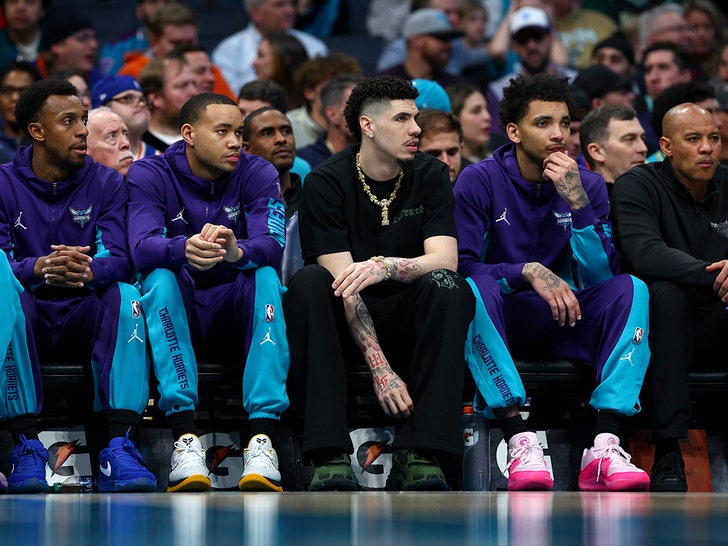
[283,265,475,458]
[648,280,728,440]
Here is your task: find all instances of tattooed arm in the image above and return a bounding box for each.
[318,251,414,418]
[522,262,582,327]
[331,235,457,298]
[542,152,589,210]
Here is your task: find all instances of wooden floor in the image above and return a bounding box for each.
[2,491,728,546]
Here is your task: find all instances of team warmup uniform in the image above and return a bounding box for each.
[454,143,650,420]
[284,148,475,461]
[126,140,289,425]
[0,147,150,424]
[612,161,728,443]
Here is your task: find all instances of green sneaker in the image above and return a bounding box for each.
[309,453,358,491]
[386,449,449,491]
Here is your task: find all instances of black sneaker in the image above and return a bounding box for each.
[309,453,358,491]
[386,449,449,491]
[650,451,687,492]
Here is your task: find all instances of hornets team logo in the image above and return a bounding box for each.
[131,300,141,319]
[553,210,572,231]
[265,304,275,323]
[710,220,728,238]
[223,202,240,222]
[632,327,644,345]
[69,205,93,227]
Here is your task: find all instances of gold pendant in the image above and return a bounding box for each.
[381,206,389,226]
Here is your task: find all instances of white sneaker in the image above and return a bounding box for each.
[506,432,554,491]
[239,434,283,491]
[578,433,650,491]
[167,433,211,492]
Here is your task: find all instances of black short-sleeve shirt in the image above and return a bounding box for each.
[299,146,457,265]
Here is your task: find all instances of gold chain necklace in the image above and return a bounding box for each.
[355,152,403,226]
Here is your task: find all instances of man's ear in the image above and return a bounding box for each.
[28,122,44,143]
[587,142,605,163]
[506,122,520,144]
[181,123,194,145]
[659,136,672,158]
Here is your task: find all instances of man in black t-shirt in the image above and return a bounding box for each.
[284,76,475,491]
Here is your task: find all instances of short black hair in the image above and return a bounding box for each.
[650,82,715,137]
[579,105,639,166]
[237,80,287,113]
[498,74,574,130]
[343,76,419,143]
[642,41,690,72]
[243,106,284,141]
[15,79,78,139]
[0,60,42,85]
[178,92,237,128]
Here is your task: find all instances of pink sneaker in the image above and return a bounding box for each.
[506,432,554,491]
[578,433,650,491]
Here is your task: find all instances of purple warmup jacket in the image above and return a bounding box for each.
[454,143,620,292]
[126,140,285,285]
[0,146,132,290]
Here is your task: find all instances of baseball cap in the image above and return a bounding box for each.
[592,32,635,66]
[509,7,551,37]
[412,79,451,112]
[572,64,633,101]
[91,75,144,108]
[402,9,464,41]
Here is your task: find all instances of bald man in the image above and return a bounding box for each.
[87,108,135,177]
[612,103,726,492]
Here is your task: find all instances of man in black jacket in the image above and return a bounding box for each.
[612,103,727,492]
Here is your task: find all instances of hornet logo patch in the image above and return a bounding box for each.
[224,202,240,222]
[69,205,93,227]
[553,210,572,231]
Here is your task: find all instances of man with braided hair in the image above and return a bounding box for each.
[284,76,475,491]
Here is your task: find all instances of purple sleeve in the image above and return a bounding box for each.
[127,159,188,274]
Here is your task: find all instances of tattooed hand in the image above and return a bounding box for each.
[522,262,582,326]
[333,259,388,298]
[371,365,414,418]
[542,152,589,210]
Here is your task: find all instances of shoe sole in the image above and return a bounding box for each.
[386,477,450,491]
[167,474,212,492]
[309,477,358,492]
[8,478,50,494]
[98,478,157,493]
[239,473,283,492]
[578,476,651,492]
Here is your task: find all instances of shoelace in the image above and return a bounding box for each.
[113,436,146,467]
[247,440,273,461]
[15,435,46,468]
[592,444,632,482]
[508,441,544,471]
[173,439,205,468]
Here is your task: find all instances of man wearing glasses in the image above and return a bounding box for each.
[91,75,157,159]
[0,61,40,163]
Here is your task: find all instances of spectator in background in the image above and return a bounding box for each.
[572,64,636,111]
[99,0,174,75]
[287,52,362,149]
[579,104,647,192]
[0,0,48,68]
[708,40,728,99]
[455,0,496,87]
[448,82,491,163]
[91,75,156,160]
[237,79,288,119]
[212,0,328,96]
[684,0,726,81]
[377,8,466,89]
[591,32,636,76]
[252,32,309,111]
[86,108,134,177]
[297,74,363,169]
[638,3,695,58]
[412,78,452,111]
[417,108,464,185]
[35,11,102,87]
[550,0,617,70]
[117,3,194,77]
[646,82,721,163]
[366,0,411,44]
[172,44,235,98]
[50,70,92,111]
[0,61,40,162]
[137,54,197,152]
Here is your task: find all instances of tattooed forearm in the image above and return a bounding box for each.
[388,257,421,282]
[523,262,561,292]
[536,268,561,292]
[344,294,386,371]
[556,170,589,209]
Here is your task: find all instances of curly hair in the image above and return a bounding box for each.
[498,74,573,131]
[15,79,77,139]
[343,76,419,143]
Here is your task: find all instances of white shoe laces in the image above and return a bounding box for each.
[508,441,545,472]
[592,443,634,482]
[173,439,206,469]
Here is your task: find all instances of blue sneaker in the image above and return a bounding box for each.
[8,435,50,493]
[97,434,157,492]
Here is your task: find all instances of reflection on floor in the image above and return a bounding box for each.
[2,492,728,546]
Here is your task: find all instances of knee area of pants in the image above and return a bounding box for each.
[648,280,691,309]
[253,265,279,285]
[287,265,332,292]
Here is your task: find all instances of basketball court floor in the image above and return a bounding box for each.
[2,491,728,546]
